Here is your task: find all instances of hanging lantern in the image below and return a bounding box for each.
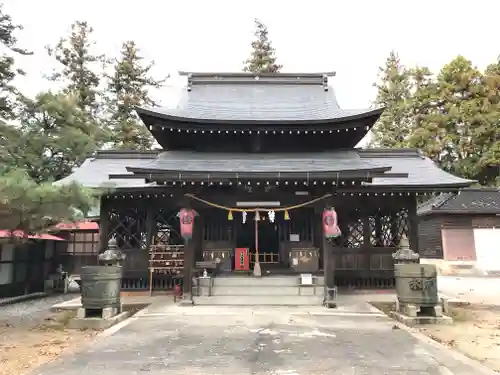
[255,211,260,221]
[228,210,233,220]
[242,211,247,224]
[323,207,341,239]
[284,209,290,220]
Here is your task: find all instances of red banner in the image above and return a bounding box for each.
[179,208,197,240]
[323,208,341,239]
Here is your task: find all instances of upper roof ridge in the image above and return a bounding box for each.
[359,148,423,158]
[179,71,336,88]
[94,150,159,160]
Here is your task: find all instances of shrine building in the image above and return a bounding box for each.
[57,72,473,295]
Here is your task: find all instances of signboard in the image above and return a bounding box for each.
[300,273,313,285]
[235,248,250,271]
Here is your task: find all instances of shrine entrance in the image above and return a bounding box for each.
[235,211,280,268]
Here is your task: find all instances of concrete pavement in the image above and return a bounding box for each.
[31,299,497,375]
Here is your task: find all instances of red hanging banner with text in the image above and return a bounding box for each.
[178,208,197,240]
[323,208,341,239]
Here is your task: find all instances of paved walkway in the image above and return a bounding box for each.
[31,299,497,375]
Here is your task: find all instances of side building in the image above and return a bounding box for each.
[418,188,500,276]
[57,72,474,294]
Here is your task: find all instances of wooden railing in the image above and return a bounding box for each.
[250,252,280,264]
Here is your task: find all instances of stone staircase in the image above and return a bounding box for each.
[193,275,325,306]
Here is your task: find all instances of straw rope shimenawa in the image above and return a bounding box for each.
[184,193,333,214]
[184,192,333,277]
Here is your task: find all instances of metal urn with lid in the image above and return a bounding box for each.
[80,238,126,311]
[393,235,439,308]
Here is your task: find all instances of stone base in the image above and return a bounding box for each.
[389,311,453,326]
[396,301,443,318]
[76,306,121,319]
[324,301,337,309]
[68,311,130,330]
[179,293,193,306]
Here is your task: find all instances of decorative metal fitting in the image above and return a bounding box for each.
[99,237,126,265]
[392,234,419,263]
[322,74,329,91]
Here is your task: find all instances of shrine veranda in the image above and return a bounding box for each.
[58,72,473,294]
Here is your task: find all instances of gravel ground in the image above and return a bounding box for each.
[0,294,78,328]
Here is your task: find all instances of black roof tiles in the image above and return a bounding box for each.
[56,149,474,190]
[418,188,500,215]
[136,72,382,124]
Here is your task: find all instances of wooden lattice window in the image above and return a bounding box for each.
[369,209,409,247]
[108,208,147,250]
[154,209,184,245]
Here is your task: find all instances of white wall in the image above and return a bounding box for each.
[0,244,14,285]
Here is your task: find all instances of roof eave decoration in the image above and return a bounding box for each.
[136,105,384,127]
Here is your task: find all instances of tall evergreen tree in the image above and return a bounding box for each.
[0,168,97,233]
[407,56,499,185]
[46,21,105,115]
[0,2,31,172]
[0,2,31,120]
[106,40,167,150]
[16,91,100,182]
[371,51,412,148]
[243,19,282,73]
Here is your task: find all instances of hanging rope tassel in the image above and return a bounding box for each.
[255,211,260,221]
[284,209,290,220]
[228,210,233,220]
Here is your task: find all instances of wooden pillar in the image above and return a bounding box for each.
[407,196,419,255]
[98,196,110,253]
[145,207,156,248]
[321,199,335,291]
[182,214,201,301]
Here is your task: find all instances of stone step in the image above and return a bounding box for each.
[193,295,324,306]
[199,285,324,296]
[208,276,324,287]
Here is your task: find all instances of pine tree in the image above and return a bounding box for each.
[0,2,31,119]
[16,91,100,182]
[243,19,282,74]
[371,51,412,148]
[106,40,168,150]
[0,168,96,233]
[46,21,105,115]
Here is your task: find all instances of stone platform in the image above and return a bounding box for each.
[68,309,131,330]
[389,311,453,326]
[194,275,326,306]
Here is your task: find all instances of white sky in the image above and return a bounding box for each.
[5,0,500,110]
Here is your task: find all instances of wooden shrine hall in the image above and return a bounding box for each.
[57,72,473,295]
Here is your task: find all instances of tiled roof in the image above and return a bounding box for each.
[54,221,99,231]
[418,188,500,215]
[358,149,474,186]
[127,150,388,173]
[136,72,382,123]
[54,150,160,189]
[56,149,474,189]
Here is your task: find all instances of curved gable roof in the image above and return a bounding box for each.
[136,72,383,125]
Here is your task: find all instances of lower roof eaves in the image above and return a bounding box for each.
[54,148,475,191]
